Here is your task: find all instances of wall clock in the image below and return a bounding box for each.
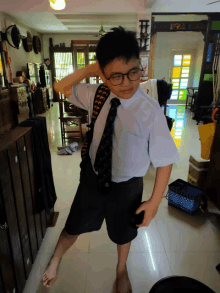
[23,31,33,52]
[33,36,41,54]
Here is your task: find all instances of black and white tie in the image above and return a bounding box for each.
[94,98,121,194]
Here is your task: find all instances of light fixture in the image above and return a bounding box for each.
[49,0,66,10]
[99,25,105,37]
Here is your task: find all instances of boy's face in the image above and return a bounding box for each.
[101,57,142,100]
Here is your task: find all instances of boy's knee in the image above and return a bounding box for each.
[62,228,80,238]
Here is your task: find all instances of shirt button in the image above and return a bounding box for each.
[105,183,109,187]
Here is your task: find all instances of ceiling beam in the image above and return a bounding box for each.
[55,14,137,21]
[61,19,137,24]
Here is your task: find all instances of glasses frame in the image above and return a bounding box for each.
[103,62,145,86]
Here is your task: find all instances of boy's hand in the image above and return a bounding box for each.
[88,62,106,83]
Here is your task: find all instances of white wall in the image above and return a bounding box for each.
[192,40,204,87]
[0,12,43,79]
[154,31,204,85]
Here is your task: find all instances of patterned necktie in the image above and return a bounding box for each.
[94,98,121,194]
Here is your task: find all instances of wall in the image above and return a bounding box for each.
[192,40,204,87]
[154,31,204,85]
[153,0,220,13]
[0,12,43,79]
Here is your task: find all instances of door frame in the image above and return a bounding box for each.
[168,49,196,105]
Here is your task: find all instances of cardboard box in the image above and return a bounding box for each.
[188,155,210,188]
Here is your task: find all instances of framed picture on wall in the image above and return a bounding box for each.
[140,56,148,82]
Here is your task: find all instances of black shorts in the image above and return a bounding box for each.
[64,157,143,245]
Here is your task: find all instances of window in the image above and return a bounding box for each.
[170,54,192,101]
[54,52,74,81]
[89,52,102,84]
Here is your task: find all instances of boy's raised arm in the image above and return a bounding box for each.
[53,62,104,100]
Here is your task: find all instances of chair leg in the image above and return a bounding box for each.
[61,121,65,146]
[186,95,189,109]
[60,120,63,146]
[79,121,83,142]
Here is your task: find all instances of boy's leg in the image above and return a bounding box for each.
[117,241,131,272]
[116,241,132,293]
[43,228,80,288]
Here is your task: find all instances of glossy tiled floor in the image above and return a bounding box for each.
[22,102,220,293]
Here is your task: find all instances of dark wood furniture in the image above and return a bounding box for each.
[10,84,30,124]
[58,93,84,145]
[0,127,51,293]
[0,88,18,136]
[33,87,48,115]
[186,87,198,111]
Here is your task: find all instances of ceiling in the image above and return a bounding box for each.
[1,0,216,35]
[1,0,155,35]
[5,12,140,35]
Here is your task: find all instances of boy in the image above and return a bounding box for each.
[43,26,180,292]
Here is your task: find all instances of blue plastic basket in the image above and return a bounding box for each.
[165,179,205,215]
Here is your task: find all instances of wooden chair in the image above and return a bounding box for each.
[58,92,83,145]
[186,88,196,111]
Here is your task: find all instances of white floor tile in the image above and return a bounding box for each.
[22,103,220,293]
[166,252,220,292]
[155,206,220,253]
[36,252,89,293]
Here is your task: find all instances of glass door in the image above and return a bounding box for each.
[169,53,192,104]
[73,45,103,84]
[73,46,87,83]
[88,50,103,84]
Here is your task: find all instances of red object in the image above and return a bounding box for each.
[5,46,13,83]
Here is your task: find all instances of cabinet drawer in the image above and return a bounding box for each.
[21,231,32,280]
[17,134,38,264]
[0,189,18,293]
[0,150,26,293]
[7,142,28,239]
[24,131,43,249]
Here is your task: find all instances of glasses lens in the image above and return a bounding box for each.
[110,74,123,85]
[128,69,142,81]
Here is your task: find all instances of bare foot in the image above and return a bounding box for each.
[43,255,60,288]
[116,265,132,293]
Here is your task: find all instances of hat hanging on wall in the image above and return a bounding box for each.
[23,31,33,52]
[33,36,42,54]
[1,24,25,49]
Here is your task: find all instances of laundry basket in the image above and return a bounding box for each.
[165,179,205,215]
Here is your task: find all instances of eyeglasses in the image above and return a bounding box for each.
[104,64,144,86]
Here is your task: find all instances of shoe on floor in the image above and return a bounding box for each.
[57,147,73,155]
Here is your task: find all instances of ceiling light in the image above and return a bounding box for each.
[49,0,66,10]
[99,25,105,36]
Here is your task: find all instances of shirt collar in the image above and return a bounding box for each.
[108,85,142,110]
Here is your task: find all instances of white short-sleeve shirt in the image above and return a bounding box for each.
[69,83,181,182]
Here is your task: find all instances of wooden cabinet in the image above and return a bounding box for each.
[33,88,48,115]
[0,127,50,293]
[10,85,30,124]
[0,89,18,136]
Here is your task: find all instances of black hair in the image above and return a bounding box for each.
[96,26,140,73]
